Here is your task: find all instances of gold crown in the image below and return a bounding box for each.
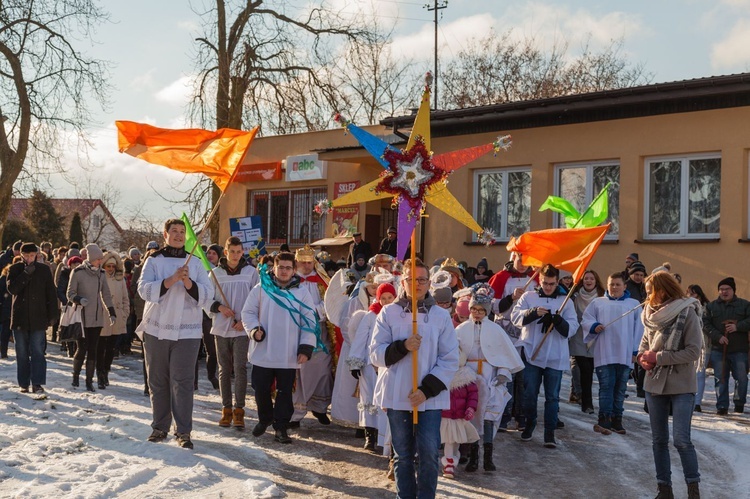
[364,271,378,284]
[294,244,316,262]
[441,257,463,275]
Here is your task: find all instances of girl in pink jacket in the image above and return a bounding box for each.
[440,351,480,479]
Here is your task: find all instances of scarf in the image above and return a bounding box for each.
[641,297,699,379]
[574,287,600,318]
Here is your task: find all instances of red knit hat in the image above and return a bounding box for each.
[376,283,396,300]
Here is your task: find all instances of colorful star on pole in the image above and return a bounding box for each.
[332,73,512,260]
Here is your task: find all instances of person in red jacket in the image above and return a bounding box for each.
[440,352,480,479]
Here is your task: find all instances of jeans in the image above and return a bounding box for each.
[522,360,563,435]
[595,364,632,418]
[387,409,441,499]
[645,392,700,486]
[709,349,748,410]
[694,351,710,406]
[14,329,47,387]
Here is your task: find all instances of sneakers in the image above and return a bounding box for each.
[147,429,168,442]
[543,432,557,449]
[312,411,331,425]
[274,429,292,444]
[252,422,269,437]
[441,457,455,479]
[520,420,536,441]
[32,385,44,394]
[219,407,233,427]
[176,433,194,449]
[582,406,595,415]
[232,407,245,428]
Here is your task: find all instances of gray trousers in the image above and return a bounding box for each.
[143,334,201,435]
[214,335,250,409]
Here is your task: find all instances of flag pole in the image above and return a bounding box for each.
[410,228,419,425]
[530,283,577,361]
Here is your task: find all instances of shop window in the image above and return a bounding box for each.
[248,187,327,246]
[554,162,620,237]
[473,168,531,241]
[645,154,720,238]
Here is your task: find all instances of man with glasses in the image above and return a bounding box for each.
[703,277,750,415]
[511,264,578,448]
[371,259,458,498]
[242,252,317,444]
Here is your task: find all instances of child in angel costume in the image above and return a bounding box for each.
[454,283,524,472]
[440,350,480,479]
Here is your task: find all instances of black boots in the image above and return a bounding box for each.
[72,371,80,387]
[483,443,496,471]
[655,483,674,499]
[687,482,700,499]
[611,416,626,435]
[363,427,378,452]
[465,443,479,472]
[97,371,106,390]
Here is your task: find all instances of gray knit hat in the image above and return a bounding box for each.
[86,243,104,262]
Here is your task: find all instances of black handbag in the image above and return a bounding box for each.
[59,304,83,342]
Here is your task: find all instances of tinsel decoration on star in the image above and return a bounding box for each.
[314,199,333,216]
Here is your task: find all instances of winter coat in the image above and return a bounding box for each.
[0,274,12,323]
[67,261,115,329]
[100,251,129,337]
[6,261,57,332]
[56,266,72,305]
[441,366,479,419]
[702,296,750,354]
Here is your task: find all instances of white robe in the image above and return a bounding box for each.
[331,290,366,424]
[207,264,259,338]
[582,295,644,368]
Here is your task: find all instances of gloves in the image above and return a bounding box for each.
[464,407,475,421]
[550,313,563,326]
[537,313,553,329]
[79,297,89,306]
[23,264,36,275]
[350,369,361,380]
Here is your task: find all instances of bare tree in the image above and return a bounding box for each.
[0,0,110,243]
[440,31,651,109]
[181,0,375,240]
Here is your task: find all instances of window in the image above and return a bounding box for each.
[92,215,101,229]
[248,187,327,246]
[554,162,620,237]
[645,154,720,238]
[474,168,531,241]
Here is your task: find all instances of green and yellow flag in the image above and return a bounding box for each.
[540,182,611,228]
[181,213,212,271]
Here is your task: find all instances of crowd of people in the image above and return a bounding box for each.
[1,225,748,499]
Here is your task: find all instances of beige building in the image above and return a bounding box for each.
[221,73,750,297]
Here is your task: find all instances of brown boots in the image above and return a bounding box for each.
[219,407,245,428]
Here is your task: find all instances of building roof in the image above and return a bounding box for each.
[9,198,124,233]
[379,72,750,138]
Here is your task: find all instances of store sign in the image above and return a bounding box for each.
[332,181,360,237]
[285,154,327,181]
[235,161,282,182]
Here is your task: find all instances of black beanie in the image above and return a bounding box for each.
[628,261,647,276]
[208,244,223,258]
[718,277,736,292]
[477,258,489,270]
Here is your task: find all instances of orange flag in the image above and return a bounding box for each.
[506,224,610,283]
[116,121,259,192]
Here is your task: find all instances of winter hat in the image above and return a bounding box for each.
[432,287,453,304]
[85,243,104,262]
[208,244,223,258]
[650,265,669,275]
[376,282,397,300]
[128,247,141,258]
[627,253,639,262]
[628,261,647,276]
[476,258,489,270]
[468,282,494,314]
[146,241,159,250]
[455,298,470,318]
[387,226,397,235]
[67,256,83,266]
[20,242,38,254]
[66,248,81,259]
[718,277,736,292]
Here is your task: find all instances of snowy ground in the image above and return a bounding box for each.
[0,340,748,499]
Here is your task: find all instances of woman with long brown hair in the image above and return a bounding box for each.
[637,272,702,499]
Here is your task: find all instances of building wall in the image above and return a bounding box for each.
[222,107,750,297]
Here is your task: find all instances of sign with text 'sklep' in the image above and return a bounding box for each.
[285,154,327,182]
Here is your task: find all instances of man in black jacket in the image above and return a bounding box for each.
[346,232,372,267]
[378,226,398,259]
[7,243,57,393]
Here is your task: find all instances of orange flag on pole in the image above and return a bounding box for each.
[116,121,259,192]
[506,224,610,283]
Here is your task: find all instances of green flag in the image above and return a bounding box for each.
[574,182,610,228]
[181,213,212,271]
[539,195,581,228]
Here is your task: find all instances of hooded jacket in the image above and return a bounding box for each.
[67,260,115,329]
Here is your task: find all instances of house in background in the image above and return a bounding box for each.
[9,198,124,251]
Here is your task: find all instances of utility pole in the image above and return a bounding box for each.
[426,0,448,110]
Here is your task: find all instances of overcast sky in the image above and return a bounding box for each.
[39,0,750,228]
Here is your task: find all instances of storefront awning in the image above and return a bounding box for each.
[311,237,352,246]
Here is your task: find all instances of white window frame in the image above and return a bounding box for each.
[472,166,532,242]
[553,160,620,239]
[643,152,721,240]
